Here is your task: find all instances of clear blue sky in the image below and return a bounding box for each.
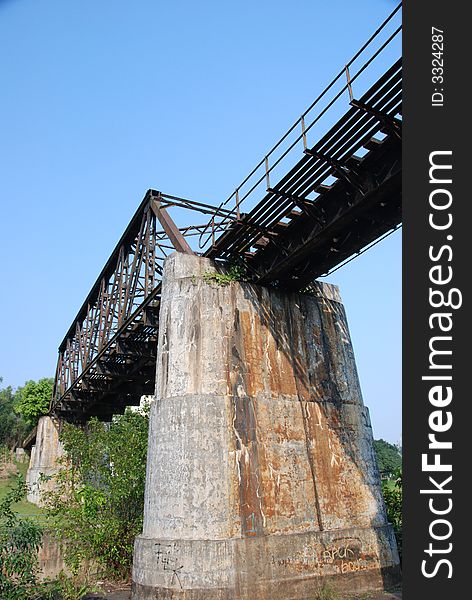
[0,0,401,443]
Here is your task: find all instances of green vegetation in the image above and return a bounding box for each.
[0,457,45,521]
[0,378,31,449]
[313,582,340,599]
[0,472,97,599]
[0,376,53,451]
[0,376,52,524]
[373,440,402,562]
[40,572,101,600]
[0,475,43,599]
[382,467,402,562]
[373,438,402,478]
[202,262,248,286]
[43,408,149,579]
[14,378,54,427]
[3,371,402,591]
[1,375,149,587]
[2,403,148,592]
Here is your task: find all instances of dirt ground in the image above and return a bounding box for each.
[85,588,130,600]
[85,586,402,600]
[351,592,402,600]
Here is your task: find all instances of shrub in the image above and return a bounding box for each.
[382,467,402,561]
[0,475,43,599]
[43,407,149,579]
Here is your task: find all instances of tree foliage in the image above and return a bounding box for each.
[14,378,53,427]
[373,438,402,477]
[382,467,402,562]
[43,407,149,579]
[0,378,31,449]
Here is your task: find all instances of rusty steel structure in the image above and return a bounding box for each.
[202,58,401,289]
[51,4,402,422]
[52,193,233,421]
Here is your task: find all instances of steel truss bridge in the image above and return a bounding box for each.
[51,5,402,422]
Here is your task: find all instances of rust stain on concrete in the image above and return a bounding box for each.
[133,254,400,599]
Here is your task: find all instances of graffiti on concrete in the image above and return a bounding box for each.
[154,543,184,588]
[271,543,375,575]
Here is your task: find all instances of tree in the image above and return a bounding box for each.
[14,378,53,426]
[373,438,402,477]
[0,378,30,449]
[382,467,402,562]
[43,407,150,579]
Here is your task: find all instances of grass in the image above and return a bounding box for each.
[313,583,340,600]
[0,458,46,521]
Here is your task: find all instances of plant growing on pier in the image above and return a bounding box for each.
[201,260,248,286]
[43,407,149,580]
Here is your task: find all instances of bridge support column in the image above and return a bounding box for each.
[26,415,63,506]
[132,253,400,599]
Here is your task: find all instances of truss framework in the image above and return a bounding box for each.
[52,192,232,421]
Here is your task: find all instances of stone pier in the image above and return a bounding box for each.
[132,253,400,599]
[26,415,63,506]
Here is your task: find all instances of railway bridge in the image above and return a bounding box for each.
[27,6,402,598]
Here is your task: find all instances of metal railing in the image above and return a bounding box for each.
[198,2,402,251]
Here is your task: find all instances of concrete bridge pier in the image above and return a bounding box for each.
[132,252,400,599]
[26,415,64,506]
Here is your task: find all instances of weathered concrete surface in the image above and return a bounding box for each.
[15,447,28,462]
[36,531,68,579]
[132,253,400,599]
[26,416,63,506]
[36,530,99,581]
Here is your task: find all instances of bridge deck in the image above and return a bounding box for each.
[204,59,401,289]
